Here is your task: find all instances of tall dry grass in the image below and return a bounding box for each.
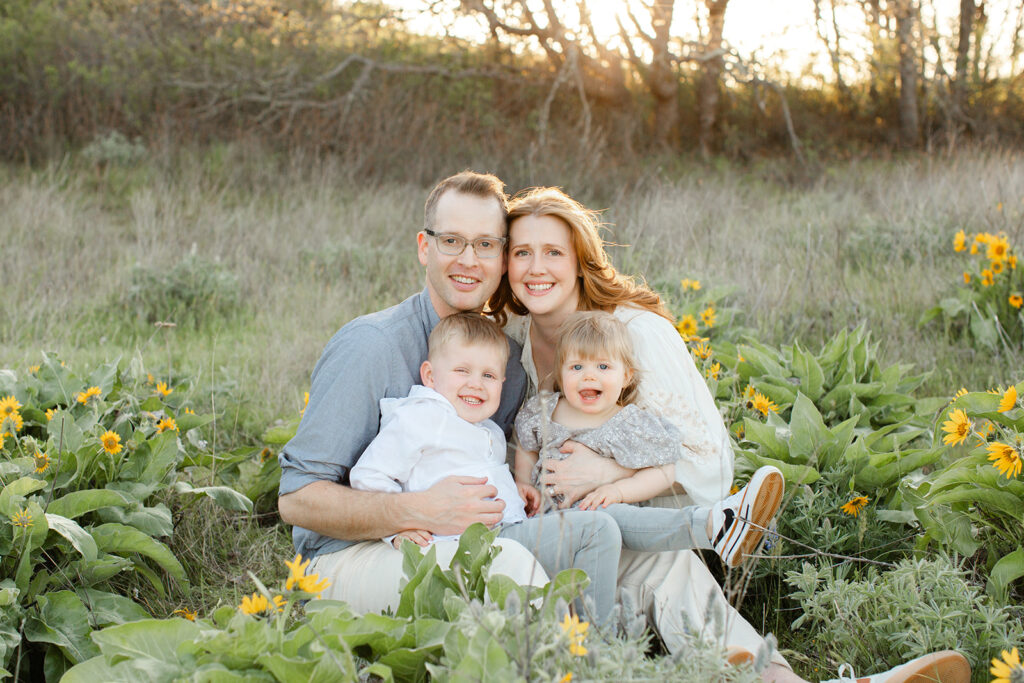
[2,146,1023,434]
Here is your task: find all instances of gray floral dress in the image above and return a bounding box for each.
[514,392,684,505]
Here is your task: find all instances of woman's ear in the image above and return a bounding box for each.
[420,360,435,387]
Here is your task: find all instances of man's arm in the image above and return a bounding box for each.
[278,476,505,541]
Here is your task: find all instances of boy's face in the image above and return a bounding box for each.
[421,341,506,423]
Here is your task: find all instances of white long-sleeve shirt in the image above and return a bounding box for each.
[349,385,527,544]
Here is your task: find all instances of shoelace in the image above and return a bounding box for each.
[834,663,858,682]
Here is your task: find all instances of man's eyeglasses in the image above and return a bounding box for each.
[424,229,507,259]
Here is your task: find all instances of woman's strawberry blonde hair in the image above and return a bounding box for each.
[488,186,672,322]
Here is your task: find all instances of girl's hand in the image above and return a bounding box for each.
[517,482,541,516]
[392,529,433,548]
[578,484,623,510]
[541,442,635,507]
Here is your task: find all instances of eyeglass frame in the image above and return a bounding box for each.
[423,228,508,259]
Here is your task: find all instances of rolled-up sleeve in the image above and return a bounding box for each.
[278,324,395,496]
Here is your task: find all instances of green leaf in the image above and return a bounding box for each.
[989,548,1024,593]
[47,411,85,453]
[90,523,186,582]
[791,343,825,401]
[175,413,214,433]
[24,590,100,663]
[788,393,832,466]
[90,618,200,668]
[736,451,819,485]
[97,503,174,537]
[173,482,253,513]
[76,589,150,627]
[46,489,131,520]
[45,513,98,562]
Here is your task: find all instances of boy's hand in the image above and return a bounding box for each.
[578,484,623,511]
[392,529,433,548]
[516,482,541,516]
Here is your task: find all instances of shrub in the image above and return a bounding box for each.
[786,555,1023,682]
[121,252,241,327]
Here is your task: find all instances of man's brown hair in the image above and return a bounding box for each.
[423,171,509,232]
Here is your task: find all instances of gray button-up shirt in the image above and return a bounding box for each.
[278,288,527,560]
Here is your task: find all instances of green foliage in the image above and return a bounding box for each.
[786,556,1023,682]
[907,383,1024,597]
[120,252,242,327]
[0,354,253,678]
[921,230,1024,351]
[82,131,146,167]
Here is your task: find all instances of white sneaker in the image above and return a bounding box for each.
[711,465,784,568]
[820,650,971,683]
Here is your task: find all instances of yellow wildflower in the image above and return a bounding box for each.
[156,381,173,398]
[999,386,1017,413]
[676,315,698,338]
[156,417,178,433]
[987,442,1022,479]
[559,613,589,657]
[0,396,21,419]
[840,495,869,517]
[970,242,979,254]
[45,408,57,421]
[991,647,1023,683]
[1010,254,1018,270]
[982,269,994,286]
[172,608,197,621]
[954,387,968,398]
[941,409,971,446]
[700,306,716,328]
[953,230,966,251]
[10,509,32,528]
[993,260,1006,274]
[259,447,274,463]
[693,341,713,360]
[705,362,721,380]
[77,386,102,404]
[745,384,756,398]
[184,406,195,415]
[1010,294,1023,309]
[751,392,778,417]
[987,236,1010,262]
[997,201,1004,212]
[729,484,740,495]
[301,391,309,415]
[284,554,311,591]
[34,451,50,474]
[239,592,283,616]
[296,573,330,596]
[559,675,573,683]
[1,411,23,434]
[146,373,154,384]
[963,272,971,284]
[100,430,123,455]
[680,278,701,291]
[29,365,40,374]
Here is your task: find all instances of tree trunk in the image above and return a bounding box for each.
[648,0,678,147]
[698,0,728,158]
[895,0,919,147]
[953,0,974,119]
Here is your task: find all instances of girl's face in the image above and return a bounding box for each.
[507,214,580,321]
[559,351,632,417]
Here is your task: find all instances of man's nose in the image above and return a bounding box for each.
[456,242,480,266]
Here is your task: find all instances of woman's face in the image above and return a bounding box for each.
[507,214,580,320]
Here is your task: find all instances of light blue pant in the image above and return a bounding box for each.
[498,504,712,626]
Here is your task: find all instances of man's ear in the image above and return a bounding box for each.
[420,360,434,387]
[417,231,430,266]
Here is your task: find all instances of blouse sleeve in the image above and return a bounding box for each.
[514,394,544,452]
[620,308,734,506]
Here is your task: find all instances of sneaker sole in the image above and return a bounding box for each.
[722,467,784,568]
[886,650,971,683]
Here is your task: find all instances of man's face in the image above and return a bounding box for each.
[418,190,507,318]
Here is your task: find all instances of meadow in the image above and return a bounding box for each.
[2,145,1023,681]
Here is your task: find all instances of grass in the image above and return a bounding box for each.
[2,144,1024,642]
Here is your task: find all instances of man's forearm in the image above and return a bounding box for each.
[278,480,422,541]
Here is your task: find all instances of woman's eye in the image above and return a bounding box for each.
[547,249,563,256]
[513,249,529,257]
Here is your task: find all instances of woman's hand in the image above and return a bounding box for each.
[540,441,635,508]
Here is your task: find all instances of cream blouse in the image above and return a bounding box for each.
[505,306,734,507]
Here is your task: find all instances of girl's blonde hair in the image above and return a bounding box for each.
[489,186,672,322]
[552,311,640,406]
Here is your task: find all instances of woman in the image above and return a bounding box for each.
[492,187,970,683]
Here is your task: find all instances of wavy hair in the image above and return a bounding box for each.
[488,186,671,322]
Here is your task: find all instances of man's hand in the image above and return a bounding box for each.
[578,484,623,510]
[413,475,505,535]
[516,481,541,516]
[392,530,433,548]
[540,441,635,508]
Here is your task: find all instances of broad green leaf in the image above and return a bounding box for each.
[138,431,181,486]
[1,476,48,501]
[90,523,186,581]
[854,448,945,490]
[97,503,174,537]
[740,418,789,461]
[46,489,130,520]
[173,482,253,513]
[47,411,85,453]
[926,487,1021,519]
[45,513,98,562]
[737,452,819,485]
[76,589,151,627]
[791,343,825,401]
[990,548,1024,593]
[175,413,214,433]
[24,590,99,663]
[970,310,998,349]
[60,654,141,683]
[788,393,832,466]
[90,618,200,667]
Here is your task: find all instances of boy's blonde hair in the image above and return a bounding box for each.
[553,311,640,406]
[428,312,509,367]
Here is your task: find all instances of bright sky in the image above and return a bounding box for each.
[398,0,1020,80]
